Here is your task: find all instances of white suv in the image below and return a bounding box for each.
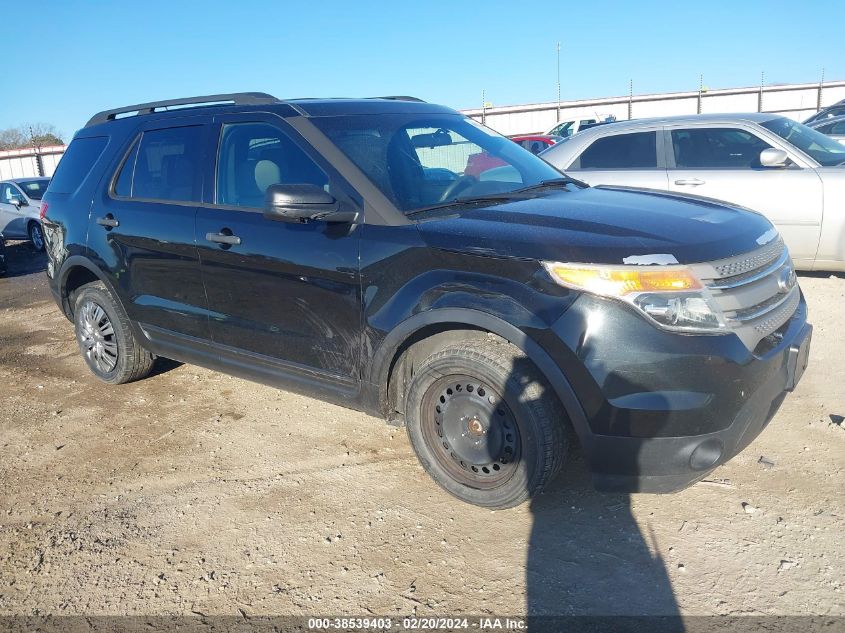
[0,177,49,251]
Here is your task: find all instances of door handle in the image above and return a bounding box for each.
[674,178,706,186]
[205,231,241,246]
[96,215,119,228]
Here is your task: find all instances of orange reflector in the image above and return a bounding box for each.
[545,263,701,296]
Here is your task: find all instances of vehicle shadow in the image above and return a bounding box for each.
[507,354,683,631]
[0,240,47,279]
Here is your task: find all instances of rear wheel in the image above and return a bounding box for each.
[405,337,568,508]
[28,222,44,252]
[73,282,154,384]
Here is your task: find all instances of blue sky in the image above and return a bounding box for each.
[3,0,844,140]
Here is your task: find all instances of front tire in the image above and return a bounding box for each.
[73,282,154,384]
[405,337,568,509]
[28,221,44,252]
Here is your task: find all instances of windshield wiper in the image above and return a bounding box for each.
[513,177,587,193]
[406,192,530,216]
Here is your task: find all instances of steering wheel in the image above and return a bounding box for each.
[438,175,477,203]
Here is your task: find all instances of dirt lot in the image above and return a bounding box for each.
[0,240,842,619]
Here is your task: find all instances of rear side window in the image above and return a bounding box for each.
[573,131,657,169]
[48,136,108,194]
[671,128,771,169]
[114,126,203,202]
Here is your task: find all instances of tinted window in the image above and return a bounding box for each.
[131,126,203,202]
[216,122,328,208]
[0,184,19,204]
[575,132,657,169]
[816,120,845,135]
[671,128,771,169]
[113,138,139,197]
[48,136,108,194]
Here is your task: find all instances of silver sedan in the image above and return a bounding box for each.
[807,115,845,145]
[540,113,845,271]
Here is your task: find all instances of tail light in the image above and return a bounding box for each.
[39,202,48,220]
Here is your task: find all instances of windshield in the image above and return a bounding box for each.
[311,113,565,213]
[760,117,845,167]
[15,178,50,200]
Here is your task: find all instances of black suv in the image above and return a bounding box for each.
[42,93,811,508]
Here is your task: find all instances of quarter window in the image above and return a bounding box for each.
[573,132,657,169]
[671,128,772,169]
[216,122,328,209]
[114,126,203,202]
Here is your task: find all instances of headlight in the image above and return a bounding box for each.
[542,262,727,333]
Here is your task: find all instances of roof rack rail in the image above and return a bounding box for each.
[84,92,279,128]
[372,96,426,102]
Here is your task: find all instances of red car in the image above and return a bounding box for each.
[511,134,564,155]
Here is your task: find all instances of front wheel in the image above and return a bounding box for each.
[404,337,568,508]
[28,222,44,252]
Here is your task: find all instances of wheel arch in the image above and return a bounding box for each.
[373,308,590,446]
[57,256,115,319]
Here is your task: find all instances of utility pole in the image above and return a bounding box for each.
[697,74,703,114]
[481,89,486,125]
[556,41,561,123]
[818,68,825,111]
[29,126,45,177]
[758,71,765,113]
[628,79,633,120]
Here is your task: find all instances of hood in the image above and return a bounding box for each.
[415,186,777,265]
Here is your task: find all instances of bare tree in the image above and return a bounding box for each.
[0,123,64,150]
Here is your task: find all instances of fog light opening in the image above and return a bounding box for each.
[689,439,724,471]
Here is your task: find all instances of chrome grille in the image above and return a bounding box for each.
[689,237,800,350]
[712,237,784,278]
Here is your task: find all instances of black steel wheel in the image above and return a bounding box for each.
[405,336,568,508]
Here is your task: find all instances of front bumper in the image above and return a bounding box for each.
[542,293,811,492]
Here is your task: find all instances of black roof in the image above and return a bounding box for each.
[84,92,455,129]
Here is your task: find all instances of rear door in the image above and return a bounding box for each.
[195,113,363,382]
[665,125,823,265]
[562,128,669,191]
[88,115,211,340]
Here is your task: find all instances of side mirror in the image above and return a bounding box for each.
[9,196,25,208]
[760,148,790,168]
[263,184,359,224]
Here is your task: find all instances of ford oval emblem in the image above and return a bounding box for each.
[776,266,796,294]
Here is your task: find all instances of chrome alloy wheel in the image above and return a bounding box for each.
[78,300,118,373]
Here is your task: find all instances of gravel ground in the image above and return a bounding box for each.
[0,241,842,619]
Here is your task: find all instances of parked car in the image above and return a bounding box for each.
[0,177,50,251]
[802,99,845,126]
[807,114,845,145]
[42,93,810,508]
[511,135,563,154]
[541,113,845,271]
[546,115,615,138]
[0,232,6,276]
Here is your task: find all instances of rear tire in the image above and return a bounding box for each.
[28,222,44,252]
[73,282,154,384]
[404,336,568,509]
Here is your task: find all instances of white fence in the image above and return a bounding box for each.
[462,80,845,136]
[0,145,66,180]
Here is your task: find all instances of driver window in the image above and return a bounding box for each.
[216,122,328,209]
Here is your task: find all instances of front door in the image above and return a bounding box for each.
[195,114,363,382]
[88,116,211,340]
[0,183,29,238]
[665,125,823,266]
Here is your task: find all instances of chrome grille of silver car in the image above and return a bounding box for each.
[688,237,800,350]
